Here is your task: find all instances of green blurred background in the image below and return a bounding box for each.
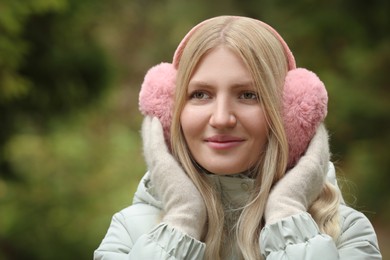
[0,0,389,259]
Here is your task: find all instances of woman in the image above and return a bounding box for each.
[94,16,381,259]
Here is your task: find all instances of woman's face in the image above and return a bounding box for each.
[180,46,269,175]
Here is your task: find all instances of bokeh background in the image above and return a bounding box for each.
[0,0,389,259]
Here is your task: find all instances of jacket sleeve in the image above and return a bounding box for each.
[260,212,339,259]
[336,204,381,259]
[94,206,205,260]
[129,223,205,260]
[259,207,382,259]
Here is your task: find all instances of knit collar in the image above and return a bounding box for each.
[206,174,255,210]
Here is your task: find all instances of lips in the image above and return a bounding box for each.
[204,135,245,150]
[205,135,244,142]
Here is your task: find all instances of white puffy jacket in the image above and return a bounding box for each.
[94,163,381,259]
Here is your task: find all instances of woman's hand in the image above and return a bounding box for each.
[265,123,330,224]
[141,116,207,240]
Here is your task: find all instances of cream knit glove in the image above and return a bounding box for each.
[265,123,330,224]
[141,116,207,240]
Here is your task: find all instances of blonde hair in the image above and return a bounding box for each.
[171,16,340,260]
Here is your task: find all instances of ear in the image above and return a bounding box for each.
[283,68,328,168]
[139,62,177,144]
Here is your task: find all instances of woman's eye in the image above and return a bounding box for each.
[240,92,258,100]
[190,91,210,100]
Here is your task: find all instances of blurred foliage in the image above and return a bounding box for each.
[0,0,112,180]
[0,0,389,259]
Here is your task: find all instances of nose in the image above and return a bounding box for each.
[209,97,237,129]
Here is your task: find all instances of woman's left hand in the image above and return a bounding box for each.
[264,123,330,224]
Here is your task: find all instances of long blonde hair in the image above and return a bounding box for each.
[171,16,340,260]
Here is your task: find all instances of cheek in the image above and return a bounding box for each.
[180,106,192,137]
[180,106,204,139]
[243,108,269,148]
[255,113,269,141]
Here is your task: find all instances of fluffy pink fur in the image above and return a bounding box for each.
[283,68,328,167]
[139,62,176,144]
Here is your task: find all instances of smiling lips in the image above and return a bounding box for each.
[204,135,245,150]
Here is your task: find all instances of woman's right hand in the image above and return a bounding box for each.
[141,116,207,240]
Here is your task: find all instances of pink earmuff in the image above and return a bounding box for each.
[139,16,327,168]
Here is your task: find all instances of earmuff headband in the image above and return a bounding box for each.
[139,16,328,168]
[172,16,296,70]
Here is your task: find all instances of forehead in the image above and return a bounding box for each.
[190,46,252,82]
